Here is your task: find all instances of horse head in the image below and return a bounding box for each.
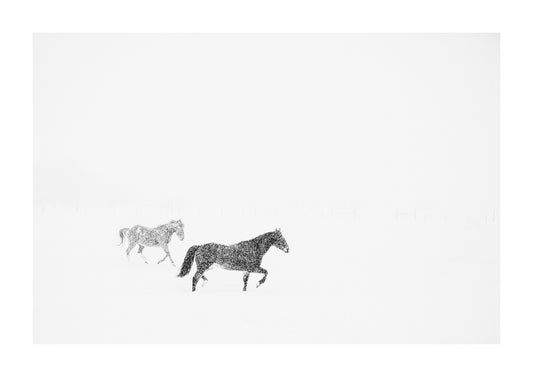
[170,219,185,241]
[273,228,289,253]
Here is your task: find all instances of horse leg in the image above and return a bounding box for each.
[242,272,250,291]
[125,242,136,260]
[160,244,176,267]
[157,254,168,264]
[193,260,212,291]
[137,245,148,264]
[192,270,204,292]
[255,267,268,288]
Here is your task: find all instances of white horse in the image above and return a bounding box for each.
[118,219,184,266]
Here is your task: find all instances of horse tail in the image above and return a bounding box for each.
[118,228,129,246]
[177,246,199,277]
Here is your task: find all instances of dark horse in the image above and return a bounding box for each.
[177,229,290,291]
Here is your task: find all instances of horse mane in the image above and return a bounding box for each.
[156,222,176,232]
[249,231,274,241]
[246,231,277,251]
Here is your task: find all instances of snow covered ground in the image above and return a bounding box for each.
[34,203,498,343]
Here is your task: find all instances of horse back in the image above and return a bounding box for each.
[197,240,262,271]
[130,225,168,246]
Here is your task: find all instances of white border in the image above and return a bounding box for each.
[2,0,531,376]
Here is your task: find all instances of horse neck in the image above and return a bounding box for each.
[160,224,175,236]
[257,232,276,255]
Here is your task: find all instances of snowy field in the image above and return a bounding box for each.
[34,203,498,343]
